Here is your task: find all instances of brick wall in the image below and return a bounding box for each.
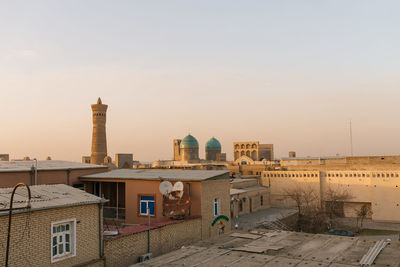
[0,204,102,267]
[104,218,201,267]
[200,178,231,239]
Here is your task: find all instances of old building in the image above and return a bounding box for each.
[262,169,400,222]
[0,160,107,188]
[115,153,133,169]
[80,169,231,239]
[233,142,274,161]
[171,135,226,164]
[230,178,270,219]
[205,137,222,161]
[280,155,400,170]
[90,97,108,165]
[0,154,9,161]
[179,134,200,162]
[0,184,104,267]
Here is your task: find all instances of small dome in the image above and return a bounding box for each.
[180,134,199,148]
[206,137,221,150]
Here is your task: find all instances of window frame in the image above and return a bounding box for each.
[139,195,156,216]
[50,218,76,263]
[213,198,221,217]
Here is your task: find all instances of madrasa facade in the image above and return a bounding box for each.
[153,134,227,169]
[174,134,226,162]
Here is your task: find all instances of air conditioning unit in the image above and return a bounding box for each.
[139,253,152,262]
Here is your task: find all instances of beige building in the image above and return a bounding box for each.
[81,169,231,240]
[233,142,274,161]
[0,154,9,161]
[0,184,104,267]
[280,155,400,170]
[230,178,270,219]
[173,134,200,162]
[262,169,400,222]
[90,98,108,165]
[115,153,133,169]
[173,135,226,163]
[0,160,107,188]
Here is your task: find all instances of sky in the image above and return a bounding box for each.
[1,1,400,162]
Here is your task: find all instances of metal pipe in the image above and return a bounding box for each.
[66,168,71,185]
[6,183,32,267]
[98,199,104,260]
[33,158,38,185]
[147,206,151,254]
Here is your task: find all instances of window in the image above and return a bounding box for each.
[214,198,221,216]
[260,195,264,206]
[51,219,76,262]
[140,196,155,216]
[239,200,243,212]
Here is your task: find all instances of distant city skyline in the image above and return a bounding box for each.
[1,1,400,162]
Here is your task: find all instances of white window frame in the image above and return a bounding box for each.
[51,218,76,263]
[214,198,221,217]
[139,196,155,216]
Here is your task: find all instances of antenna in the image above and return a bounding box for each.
[349,120,353,156]
[159,181,173,195]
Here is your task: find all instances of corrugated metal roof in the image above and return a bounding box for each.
[359,239,389,265]
[230,186,268,195]
[80,169,230,181]
[0,160,107,172]
[0,184,102,216]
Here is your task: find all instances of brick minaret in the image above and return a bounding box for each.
[90,97,108,165]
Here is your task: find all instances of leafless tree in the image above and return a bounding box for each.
[283,186,320,232]
[324,186,353,224]
[355,204,373,231]
[283,185,353,233]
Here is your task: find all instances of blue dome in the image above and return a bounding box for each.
[180,134,199,148]
[206,137,221,150]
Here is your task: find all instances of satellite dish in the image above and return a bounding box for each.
[173,181,184,192]
[159,181,173,195]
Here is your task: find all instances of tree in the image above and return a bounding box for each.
[324,186,353,226]
[283,186,320,232]
[355,204,372,232]
[283,185,354,233]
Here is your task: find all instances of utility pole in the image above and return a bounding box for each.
[349,120,353,156]
[147,205,151,254]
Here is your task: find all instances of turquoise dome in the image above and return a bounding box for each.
[180,134,199,148]
[206,137,221,150]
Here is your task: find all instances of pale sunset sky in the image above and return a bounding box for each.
[1,1,399,162]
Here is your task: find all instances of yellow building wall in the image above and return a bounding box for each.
[0,204,102,267]
[263,170,400,222]
[262,171,320,207]
[371,177,400,222]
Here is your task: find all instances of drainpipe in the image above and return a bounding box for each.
[66,168,71,185]
[29,166,34,186]
[6,183,32,267]
[147,206,151,254]
[98,198,106,263]
[33,158,38,185]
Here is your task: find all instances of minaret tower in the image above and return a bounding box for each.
[90,97,108,165]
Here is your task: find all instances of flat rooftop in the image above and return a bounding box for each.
[133,229,400,266]
[0,160,106,172]
[81,169,230,181]
[230,185,268,195]
[0,184,103,216]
